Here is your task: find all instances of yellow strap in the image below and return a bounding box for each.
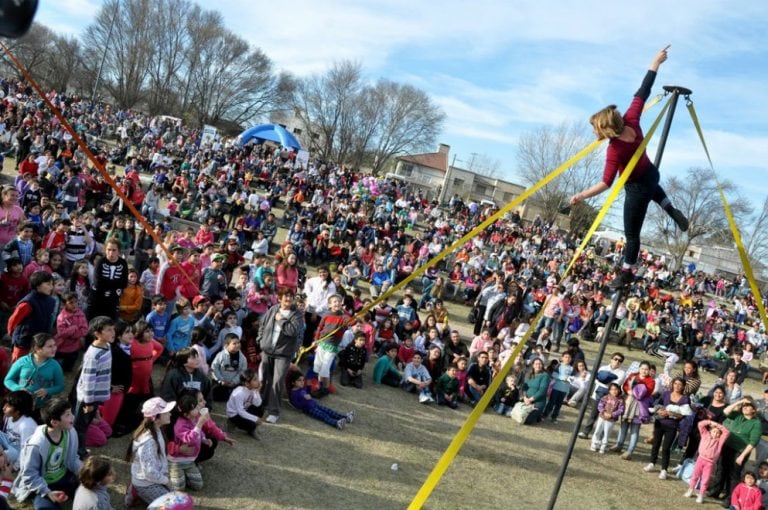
[408,98,672,510]
[687,103,768,331]
[564,96,672,276]
[312,138,605,345]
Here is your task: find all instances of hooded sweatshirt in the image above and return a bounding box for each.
[55,307,88,354]
[130,429,169,488]
[12,425,81,502]
[3,354,64,409]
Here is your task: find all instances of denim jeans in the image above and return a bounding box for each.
[615,421,641,454]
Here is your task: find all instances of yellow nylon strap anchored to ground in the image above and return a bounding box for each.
[407,98,671,510]
[298,138,606,355]
[564,96,672,276]
[686,102,768,331]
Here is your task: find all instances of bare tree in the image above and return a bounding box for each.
[187,32,278,125]
[1,23,54,80]
[43,35,83,92]
[742,196,768,268]
[647,167,752,271]
[516,122,603,227]
[145,0,190,115]
[467,152,502,178]
[292,61,363,161]
[368,79,444,174]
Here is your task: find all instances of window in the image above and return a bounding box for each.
[400,164,414,177]
[453,178,464,187]
[474,184,488,196]
[503,191,515,202]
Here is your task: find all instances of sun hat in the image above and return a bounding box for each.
[142,397,176,418]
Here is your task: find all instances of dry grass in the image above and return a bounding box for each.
[16,313,756,510]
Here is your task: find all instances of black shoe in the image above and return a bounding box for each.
[609,270,634,289]
[669,207,689,232]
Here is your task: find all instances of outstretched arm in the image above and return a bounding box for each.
[649,45,670,73]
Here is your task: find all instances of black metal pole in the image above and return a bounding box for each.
[653,85,692,169]
[546,288,626,510]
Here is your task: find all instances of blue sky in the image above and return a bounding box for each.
[37,1,768,214]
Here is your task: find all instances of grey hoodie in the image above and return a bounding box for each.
[258,304,305,358]
[12,424,81,502]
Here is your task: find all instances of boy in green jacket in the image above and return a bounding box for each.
[436,365,460,409]
[373,344,402,387]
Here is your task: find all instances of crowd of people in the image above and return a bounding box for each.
[0,76,764,509]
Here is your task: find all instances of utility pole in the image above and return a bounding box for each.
[91,1,120,105]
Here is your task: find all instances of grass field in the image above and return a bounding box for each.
[0,164,760,509]
[13,308,756,510]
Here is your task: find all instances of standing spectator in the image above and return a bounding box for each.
[258,289,304,425]
[89,239,128,320]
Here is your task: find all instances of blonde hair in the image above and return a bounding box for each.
[590,105,624,140]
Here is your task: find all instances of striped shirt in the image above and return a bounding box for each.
[76,344,112,405]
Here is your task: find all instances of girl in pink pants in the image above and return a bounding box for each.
[685,419,730,503]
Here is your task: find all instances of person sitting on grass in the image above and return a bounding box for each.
[401,352,433,404]
[210,334,247,402]
[337,331,368,389]
[435,364,460,409]
[287,371,355,430]
[225,369,262,438]
[373,344,402,387]
[12,398,81,509]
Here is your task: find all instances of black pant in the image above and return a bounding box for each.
[74,401,98,459]
[650,420,678,470]
[581,398,600,435]
[196,437,219,463]
[340,369,363,388]
[212,383,235,402]
[623,165,668,266]
[228,407,261,434]
[708,445,743,499]
[380,371,401,388]
[473,305,487,336]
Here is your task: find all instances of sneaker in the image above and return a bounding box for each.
[336,418,346,430]
[590,445,598,452]
[610,270,634,289]
[696,494,704,504]
[671,464,683,474]
[621,452,632,461]
[669,207,689,232]
[577,432,588,439]
[608,445,622,453]
[346,410,356,424]
[643,463,655,473]
[684,489,694,498]
[599,448,606,454]
[550,418,558,424]
[659,469,668,480]
[265,415,279,424]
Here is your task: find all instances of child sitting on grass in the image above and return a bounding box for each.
[211,334,247,402]
[226,369,262,438]
[288,371,355,430]
[12,398,81,508]
[72,456,115,510]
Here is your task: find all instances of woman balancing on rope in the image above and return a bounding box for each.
[570,45,688,289]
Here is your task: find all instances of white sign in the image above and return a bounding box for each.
[200,124,217,145]
[296,149,310,169]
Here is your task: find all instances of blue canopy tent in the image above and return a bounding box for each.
[237,123,302,151]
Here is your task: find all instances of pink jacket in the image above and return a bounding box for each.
[55,308,88,354]
[696,419,730,463]
[168,417,202,462]
[730,482,763,510]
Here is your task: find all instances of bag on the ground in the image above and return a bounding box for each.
[148,491,194,510]
[509,401,533,424]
